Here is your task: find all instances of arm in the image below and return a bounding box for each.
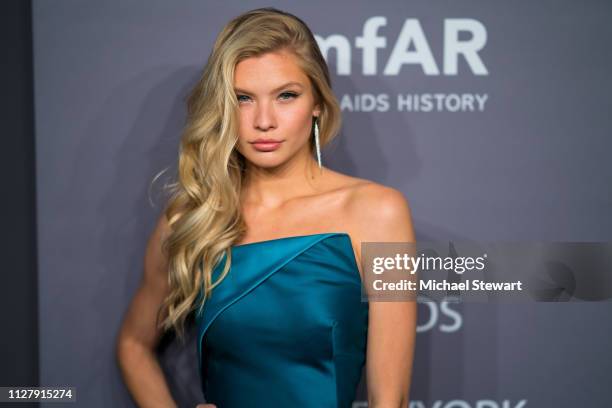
[354,186,417,408]
[115,212,178,408]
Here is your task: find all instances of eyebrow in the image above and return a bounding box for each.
[234,81,304,95]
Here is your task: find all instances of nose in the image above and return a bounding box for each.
[254,100,277,131]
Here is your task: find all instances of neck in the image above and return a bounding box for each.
[241,150,324,209]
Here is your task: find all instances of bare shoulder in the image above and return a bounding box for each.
[345,180,416,244]
[347,181,411,216]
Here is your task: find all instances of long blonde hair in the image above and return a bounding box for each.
[155,7,342,342]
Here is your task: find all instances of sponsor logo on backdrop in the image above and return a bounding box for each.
[417,298,463,333]
[316,17,489,112]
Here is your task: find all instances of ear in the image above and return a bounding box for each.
[313,105,321,118]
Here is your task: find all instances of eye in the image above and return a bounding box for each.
[279,91,299,100]
[236,94,251,103]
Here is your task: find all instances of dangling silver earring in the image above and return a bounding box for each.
[314,117,322,171]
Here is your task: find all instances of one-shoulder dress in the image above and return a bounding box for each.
[194,232,369,408]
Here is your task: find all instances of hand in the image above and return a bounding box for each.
[195,404,217,408]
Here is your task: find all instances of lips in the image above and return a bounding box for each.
[250,138,283,152]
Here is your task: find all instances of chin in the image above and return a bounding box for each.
[244,155,288,169]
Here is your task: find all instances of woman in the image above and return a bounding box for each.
[116,7,416,408]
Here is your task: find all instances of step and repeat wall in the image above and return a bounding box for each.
[33,1,612,407]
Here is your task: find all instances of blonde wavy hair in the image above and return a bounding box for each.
[154,7,343,342]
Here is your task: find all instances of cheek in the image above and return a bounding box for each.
[279,106,313,137]
[236,115,248,141]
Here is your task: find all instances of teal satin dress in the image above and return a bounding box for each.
[195,232,369,407]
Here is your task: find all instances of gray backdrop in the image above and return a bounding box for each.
[33,1,612,407]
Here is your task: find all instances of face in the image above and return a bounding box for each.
[233,50,321,170]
